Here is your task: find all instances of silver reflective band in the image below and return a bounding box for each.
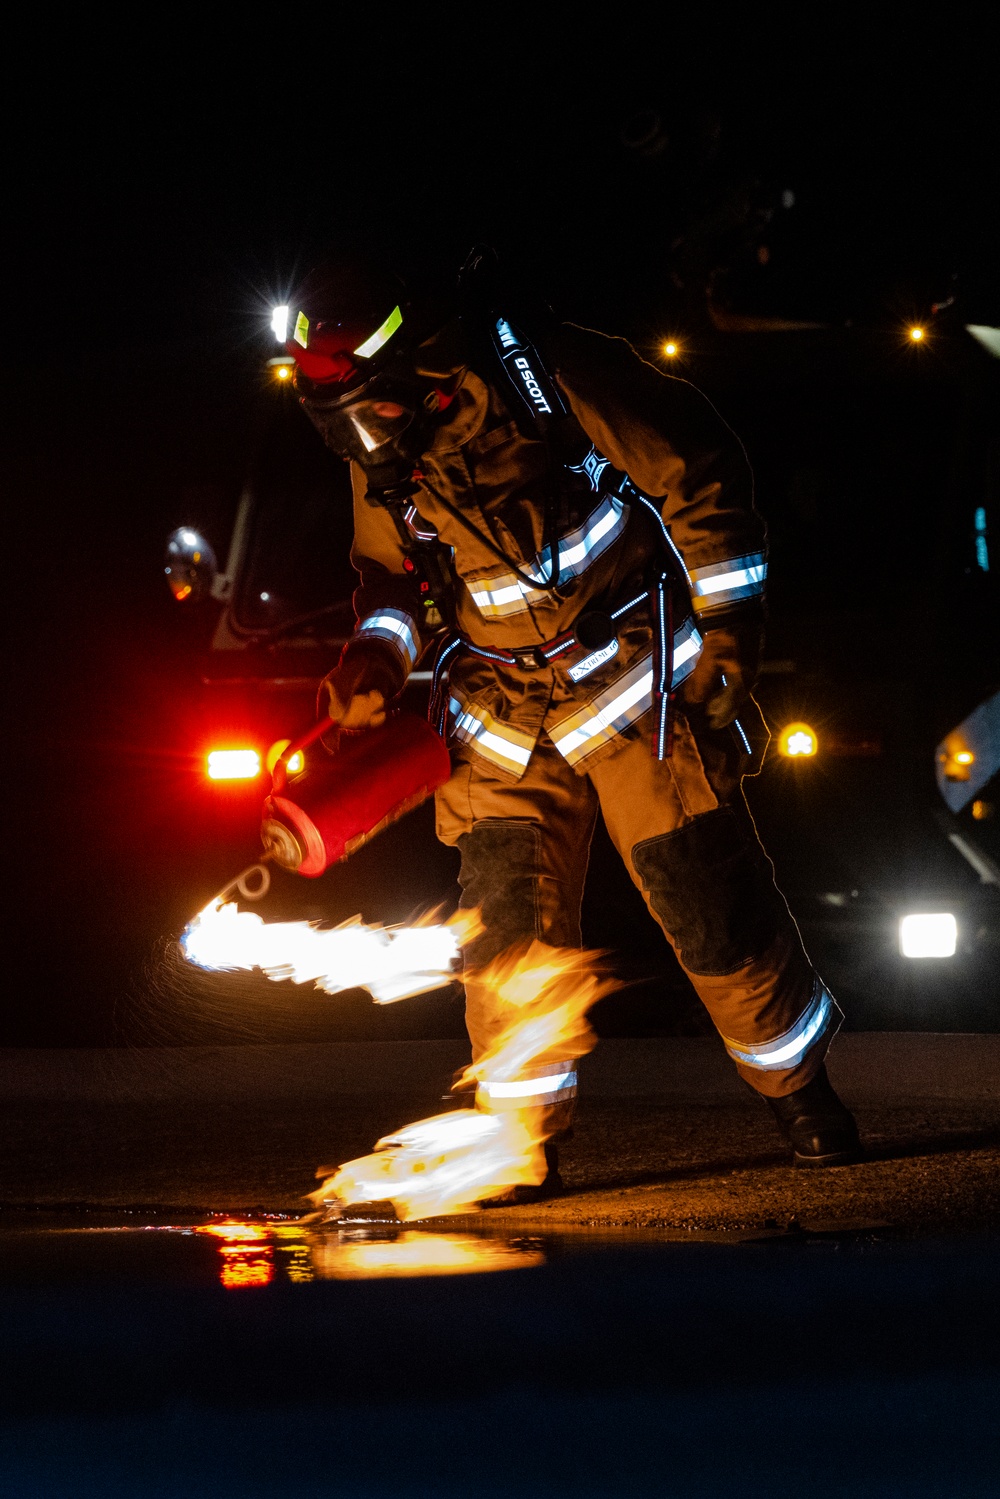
[723,981,833,1070]
[535,496,625,581]
[449,695,534,773]
[468,496,629,617]
[690,553,767,612]
[478,1070,577,1101]
[356,610,418,670]
[549,622,703,767]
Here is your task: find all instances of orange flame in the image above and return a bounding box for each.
[181,901,482,1005]
[311,942,614,1223]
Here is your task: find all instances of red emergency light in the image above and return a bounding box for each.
[207,749,261,781]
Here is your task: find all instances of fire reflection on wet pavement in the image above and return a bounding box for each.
[0,1217,549,1288]
[199,1218,546,1283]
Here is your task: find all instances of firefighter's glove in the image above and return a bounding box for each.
[680,620,762,730]
[321,646,398,731]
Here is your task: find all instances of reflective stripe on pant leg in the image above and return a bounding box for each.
[590,726,840,1098]
[477,1061,578,1140]
[629,806,841,1096]
[435,744,598,1062]
[476,1060,578,1110]
[721,975,836,1072]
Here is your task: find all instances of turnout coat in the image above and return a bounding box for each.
[342,320,768,779]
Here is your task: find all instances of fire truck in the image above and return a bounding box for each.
[164,324,1000,1032]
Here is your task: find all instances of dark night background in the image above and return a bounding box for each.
[3,16,998,1046]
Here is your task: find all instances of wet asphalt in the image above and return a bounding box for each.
[2,1038,997,1496]
[2,1036,997,1235]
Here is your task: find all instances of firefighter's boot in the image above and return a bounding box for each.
[480,1141,564,1208]
[764,1064,862,1167]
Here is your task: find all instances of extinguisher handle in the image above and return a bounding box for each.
[272,718,339,794]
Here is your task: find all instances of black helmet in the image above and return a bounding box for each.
[276,257,446,497]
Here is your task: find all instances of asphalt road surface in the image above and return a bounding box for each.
[2,1035,998,1497]
[2,1035,997,1235]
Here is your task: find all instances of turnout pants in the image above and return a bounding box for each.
[436,709,840,1133]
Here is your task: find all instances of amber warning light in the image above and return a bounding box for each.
[778,722,818,758]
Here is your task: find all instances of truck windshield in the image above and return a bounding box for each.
[230,402,359,639]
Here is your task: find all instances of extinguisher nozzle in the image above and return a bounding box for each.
[261,817,305,872]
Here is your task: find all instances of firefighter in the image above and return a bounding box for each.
[280,254,862,1192]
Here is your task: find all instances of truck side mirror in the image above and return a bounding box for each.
[165,527,218,603]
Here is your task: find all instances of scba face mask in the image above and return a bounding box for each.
[275,260,450,497]
[299,371,443,495]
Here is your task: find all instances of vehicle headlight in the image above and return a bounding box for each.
[899,913,957,958]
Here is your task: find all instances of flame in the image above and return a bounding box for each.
[456,943,609,1090]
[181,900,481,1005]
[311,942,614,1222]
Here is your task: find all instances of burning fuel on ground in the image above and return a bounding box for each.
[181,896,615,1219]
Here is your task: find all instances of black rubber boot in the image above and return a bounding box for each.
[764,1064,862,1167]
[480,1141,564,1207]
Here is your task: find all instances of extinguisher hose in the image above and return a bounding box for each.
[272,716,339,794]
[206,856,274,907]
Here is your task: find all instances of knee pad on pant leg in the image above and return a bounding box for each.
[457,819,543,969]
[632,803,789,976]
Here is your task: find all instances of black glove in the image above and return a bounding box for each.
[320,643,400,730]
[681,619,762,730]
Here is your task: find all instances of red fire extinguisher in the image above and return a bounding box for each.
[260,710,451,878]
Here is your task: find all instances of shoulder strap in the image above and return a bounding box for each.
[487,314,568,433]
[457,244,569,440]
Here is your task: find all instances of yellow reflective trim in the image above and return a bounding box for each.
[354,304,403,359]
[293,310,310,348]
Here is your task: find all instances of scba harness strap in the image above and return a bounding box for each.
[415,308,688,761]
[489,316,569,431]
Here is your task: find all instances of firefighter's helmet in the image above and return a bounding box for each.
[276,257,443,494]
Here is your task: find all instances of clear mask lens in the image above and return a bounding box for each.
[342,399,415,455]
